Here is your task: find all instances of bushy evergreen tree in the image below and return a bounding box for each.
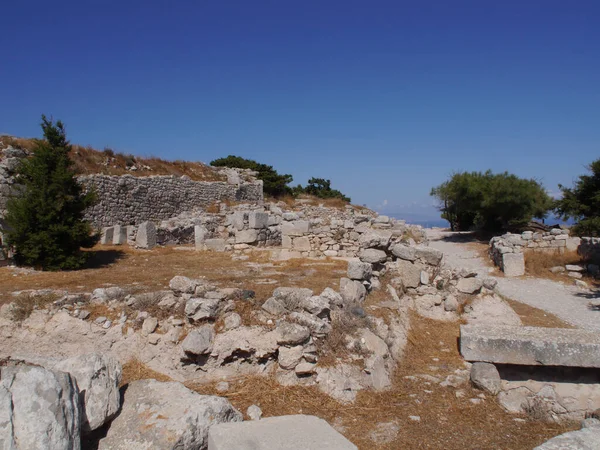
[5,116,99,270]
[554,159,600,236]
[210,155,293,197]
[293,177,351,202]
[431,170,552,232]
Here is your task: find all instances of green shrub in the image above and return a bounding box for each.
[4,116,99,270]
[293,177,351,202]
[210,155,293,197]
[555,159,600,236]
[430,170,552,232]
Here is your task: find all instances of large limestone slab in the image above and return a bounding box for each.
[135,221,157,249]
[534,427,600,449]
[502,252,525,277]
[208,414,358,450]
[460,325,600,368]
[112,225,127,245]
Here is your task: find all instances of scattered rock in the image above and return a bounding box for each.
[347,260,373,281]
[276,322,311,346]
[247,404,263,421]
[181,325,214,356]
[456,278,484,294]
[470,362,501,395]
[98,380,242,450]
[359,248,387,264]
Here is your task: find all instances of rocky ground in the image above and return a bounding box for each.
[2,213,599,449]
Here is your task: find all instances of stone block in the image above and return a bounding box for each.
[282,220,310,236]
[208,415,358,450]
[566,237,581,252]
[460,324,600,368]
[249,212,269,229]
[281,235,292,249]
[502,252,524,277]
[135,221,156,249]
[359,248,387,264]
[229,212,245,231]
[347,260,372,280]
[112,225,127,245]
[101,227,114,245]
[194,225,207,249]
[235,229,258,244]
[205,239,226,252]
[293,236,311,252]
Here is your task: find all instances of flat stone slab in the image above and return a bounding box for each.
[208,414,358,450]
[460,325,600,368]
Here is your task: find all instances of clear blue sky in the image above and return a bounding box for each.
[1,1,598,221]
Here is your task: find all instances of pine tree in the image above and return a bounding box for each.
[5,116,99,270]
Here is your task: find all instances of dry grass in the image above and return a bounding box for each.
[525,250,589,283]
[8,291,60,322]
[120,357,172,387]
[0,246,346,308]
[503,298,575,328]
[0,135,225,181]
[191,311,574,449]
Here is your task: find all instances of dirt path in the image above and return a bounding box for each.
[427,229,600,332]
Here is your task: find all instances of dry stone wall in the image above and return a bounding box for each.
[490,229,581,276]
[80,174,263,228]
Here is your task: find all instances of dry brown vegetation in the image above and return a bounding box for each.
[120,357,172,387]
[0,245,347,307]
[7,291,60,322]
[0,135,225,181]
[525,249,593,284]
[503,297,575,328]
[190,311,575,449]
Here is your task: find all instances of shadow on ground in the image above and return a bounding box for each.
[497,364,600,384]
[83,250,126,269]
[435,231,494,244]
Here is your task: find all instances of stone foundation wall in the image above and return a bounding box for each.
[80,174,263,228]
[489,230,581,276]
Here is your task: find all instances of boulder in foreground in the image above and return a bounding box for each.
[98,379,242,450]
[208,414,357,450]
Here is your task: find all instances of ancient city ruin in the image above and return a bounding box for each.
[1,140,599,449]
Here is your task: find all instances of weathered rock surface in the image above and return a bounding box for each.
[462,295,522,327]
[208,415,358,450]
[98,379,242,450]
[182,325,214,356]
[339,277,366,305]
[470,362,501,395]
[456,277,484,294]
[347,260,373,281]
[534,427,600,449]
[0,361,81,450]
[461,325,600,367]
[53,353,122,434]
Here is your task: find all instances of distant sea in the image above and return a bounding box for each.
[385,215,574,230]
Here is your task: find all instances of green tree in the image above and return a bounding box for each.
[298,177,351,202]
[210,155,293,197]
[430,170,552,232]
[5,116,99,270]
[555,159,600,236]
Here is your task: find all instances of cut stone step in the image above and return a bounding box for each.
[460,324,600,368]
[208,415,358,450]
